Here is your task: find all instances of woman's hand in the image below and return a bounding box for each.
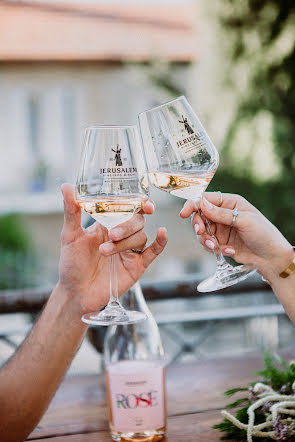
[180,192,294,283]
[58,183,167,314]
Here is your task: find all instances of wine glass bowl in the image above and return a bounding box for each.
[76,125,149,231]
[75,125,149,325]
[139,96,219,202]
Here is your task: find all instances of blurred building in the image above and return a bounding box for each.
[0,1,205,281]
[0,1,195,197]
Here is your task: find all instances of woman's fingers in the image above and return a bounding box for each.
[179,200,207,234]
[198,231,218,251]
[99,230,147,256]
[221,245,236,256]
[202,191,228,206]
[191,212,206,235]
[142,227,168,268]
[180,192,243,220]
[108,213,145,242]
[196,230,236,256]
[200,197,242,228]
[179,200,196,218]
[179,192,232,218]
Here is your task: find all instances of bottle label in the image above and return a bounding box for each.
[106,361,165,433]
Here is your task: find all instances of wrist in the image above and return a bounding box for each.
[259,244,295,284]
[55,282,104,317]
[52,282,84,320]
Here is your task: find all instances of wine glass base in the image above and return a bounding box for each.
[81,309,147,326]
[197,264,257,293]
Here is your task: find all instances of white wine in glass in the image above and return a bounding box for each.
[148,170,215,200]
[76,125,149,325]
[77,196,145,230]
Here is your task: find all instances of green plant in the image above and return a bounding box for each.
[214,353,295,441]
[0,214,31,252]
[135,2,295,244]
[218,0,295,243]
[0,215,36,289]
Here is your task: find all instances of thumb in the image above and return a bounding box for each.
[61,183,82,234]
[200,197,239,228]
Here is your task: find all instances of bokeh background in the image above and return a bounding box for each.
[0,0,295,373]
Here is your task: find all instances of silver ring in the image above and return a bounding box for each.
[131,248,145,254]
[217,191,223,207]
[231,208,239,227]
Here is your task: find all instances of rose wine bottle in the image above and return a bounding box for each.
[104,282,166,441]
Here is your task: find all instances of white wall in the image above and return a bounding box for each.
[0,62,162,196]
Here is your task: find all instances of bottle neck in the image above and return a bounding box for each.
[103,282,165,365]
[120,282,151,315]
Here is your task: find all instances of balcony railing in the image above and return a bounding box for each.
[0,273,283,366]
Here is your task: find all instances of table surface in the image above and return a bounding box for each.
[27,353,288,442]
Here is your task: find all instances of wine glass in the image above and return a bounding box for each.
[139,96,257,292]
[75,125,149,325]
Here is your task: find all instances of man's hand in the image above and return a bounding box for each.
[0,184,167,442]
[59,184,167,315]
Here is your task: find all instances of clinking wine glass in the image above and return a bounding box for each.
[75,125,149,325]
[139,96,257,292]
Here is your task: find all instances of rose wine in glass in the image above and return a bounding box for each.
[76,125,149,325]
[139,96,256,292]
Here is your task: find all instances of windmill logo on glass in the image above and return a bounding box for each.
[179,115,194,134]
[101,145,136,176]
[112,145,123,166]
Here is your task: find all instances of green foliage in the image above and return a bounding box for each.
[214,353,295,441]
[0,214,31,252]
[0,215,37,289]
[143,1,295,244]
[226,397,249,409]
[255,352,295,393]
[224,387,248,396]
[219,0,295,243]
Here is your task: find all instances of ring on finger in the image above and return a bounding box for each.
[217,191,223,207]
[231,208,239,227]
[131,248,146,254]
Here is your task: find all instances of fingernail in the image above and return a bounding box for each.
[99,241,114,254]
[205,239,215,250]
[109,227,123,240]
[159,227,167,239]
[224,247,235,255]
[145,201,155,210]
[203,198,213,210]
[194,224,199,234]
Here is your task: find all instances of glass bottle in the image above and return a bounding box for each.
[104,282,166,441]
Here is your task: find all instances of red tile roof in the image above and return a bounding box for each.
[0,1,196,62]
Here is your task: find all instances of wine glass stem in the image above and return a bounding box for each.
[108,253,121,307]
[196,207,228,268]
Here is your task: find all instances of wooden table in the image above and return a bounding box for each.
[27,353,281,441]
